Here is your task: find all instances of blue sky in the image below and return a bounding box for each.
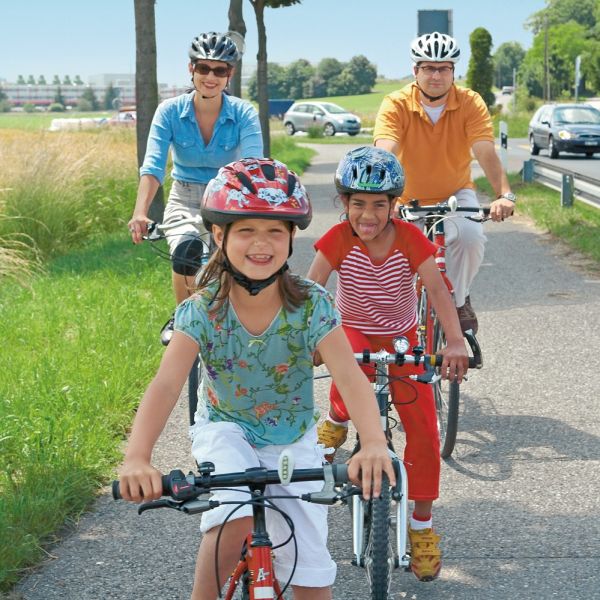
[1,0,547,85]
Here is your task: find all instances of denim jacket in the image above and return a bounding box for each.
[140,91,263,185]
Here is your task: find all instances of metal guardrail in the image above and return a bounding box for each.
[522,159,600,209]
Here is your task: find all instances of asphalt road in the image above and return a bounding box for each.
[14,143,600,600]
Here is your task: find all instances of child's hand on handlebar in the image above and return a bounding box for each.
[118,459,163,503]
[347,440,396,500]
[127,216,152,244]
[439,340,469,383]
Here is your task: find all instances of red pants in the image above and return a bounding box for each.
[329,325,440,501]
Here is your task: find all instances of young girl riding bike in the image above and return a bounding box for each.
[307,146,469,582]
[118,158,395,600]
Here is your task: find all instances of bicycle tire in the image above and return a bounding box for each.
[364,476,393,600]
[432,319,460,458]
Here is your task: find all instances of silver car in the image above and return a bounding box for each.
[283,101,361,137]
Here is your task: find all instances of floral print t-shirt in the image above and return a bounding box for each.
[174,279,340,448]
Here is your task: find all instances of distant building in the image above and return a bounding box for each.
[0,73,187,108]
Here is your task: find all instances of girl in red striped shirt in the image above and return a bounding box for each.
[307,146,467,582]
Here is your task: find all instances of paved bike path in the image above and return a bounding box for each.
[14,143,600,599]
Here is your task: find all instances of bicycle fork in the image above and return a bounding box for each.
[351,459,410,569]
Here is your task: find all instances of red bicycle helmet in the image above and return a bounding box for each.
[201,159,312,230]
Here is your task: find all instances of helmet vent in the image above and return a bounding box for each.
[287,173,297,197]
[261,162,276,181]
[236,172,256,194]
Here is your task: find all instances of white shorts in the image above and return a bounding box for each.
[162,180,208,255]
[189,420,337,587]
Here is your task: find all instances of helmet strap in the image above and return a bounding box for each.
[416,81,453,103]
[222,257,289,296]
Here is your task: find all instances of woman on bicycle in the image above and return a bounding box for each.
[307,146,468,582]
[127,31,263,343]
[118,158,395,600]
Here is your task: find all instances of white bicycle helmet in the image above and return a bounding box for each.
[410,32,460,64]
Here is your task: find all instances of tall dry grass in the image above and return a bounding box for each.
[0,128,137,265]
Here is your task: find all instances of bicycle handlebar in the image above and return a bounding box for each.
[400,199,491,222]
[354,350,479,369]
[144,216,206,241]
[112,462,349,502]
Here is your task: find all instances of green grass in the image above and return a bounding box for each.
[0,235,172,590]
[270,135,316,173]
[475,173,600,264]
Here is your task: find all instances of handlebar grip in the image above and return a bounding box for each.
[431,355,479,369]
[111,474,172,501]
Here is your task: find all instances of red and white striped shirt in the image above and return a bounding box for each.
[315,219,436,336]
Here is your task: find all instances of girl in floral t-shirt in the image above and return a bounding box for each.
[118,158,395,600]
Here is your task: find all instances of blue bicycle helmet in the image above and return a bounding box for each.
[335,146,405,196]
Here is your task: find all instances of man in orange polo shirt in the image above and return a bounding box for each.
[374,32,515,333]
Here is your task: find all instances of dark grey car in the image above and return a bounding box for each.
[283,101,361,137]
[528,103,600,159]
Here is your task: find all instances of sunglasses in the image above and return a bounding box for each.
[193,63,232,78]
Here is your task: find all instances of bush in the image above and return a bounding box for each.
[0,100,11,113]
[49,103,65,112]
[23,103,36,113]
[77,98,93,112]
[307,125,324,139]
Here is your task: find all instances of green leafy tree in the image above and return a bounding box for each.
[74,75,84,85]
[17,75,26,84]
[23,103,36,113]
[493,42,525,88]
[77,98,93,112]
[27,75,35,85]
[54,86,66,106]
[52,75,60,85]
[312,57,343,97]
[38,75,47,85]
[526,0,597,33]
[341,55,377,94]
[103,82,120,110]
[466,27,495,108]
[519,21,589,98]
[247,63,289,101]
[80,86,100,111]
[581,40,600,92]
[63,75,72,85]
[285,59,314,99]
[249,0,302,157]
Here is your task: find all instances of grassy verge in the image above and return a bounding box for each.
[475,173,600,264]
[0,235,171,589]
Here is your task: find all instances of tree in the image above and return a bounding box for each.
[74,75,84,85]
[313,57,343,97]
[526,0,597,33]
[466,27,495,108]
[52,75,60,85]
[493,42,525,88]
[134,0,163,222]
[285,59,314,99]
[247,62,288,101]
[81,86,100,111]
[249,0,301,157]
[63,75,72,85]
[228,0,246,98]
[341,55,377,94]
[17,75,26,85]
[37,75,47,85]
[27,75,35,85]
[103,82,120,110]
[54,86,66,106]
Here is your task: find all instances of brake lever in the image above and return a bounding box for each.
[137,498,185,514]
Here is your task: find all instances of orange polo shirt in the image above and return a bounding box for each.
[373,82,494,205]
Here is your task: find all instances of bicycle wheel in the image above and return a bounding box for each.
[432,318,460,458]
[364,476,393,600]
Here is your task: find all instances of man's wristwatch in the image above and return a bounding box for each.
[497,192,517,203]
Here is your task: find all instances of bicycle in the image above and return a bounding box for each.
[399,198,489,458]
[142,215,213,425]
[113,451,370,599]
[324,342,481,598]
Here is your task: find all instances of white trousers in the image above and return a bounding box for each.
[417,188,487,307]
[189,420,337,587]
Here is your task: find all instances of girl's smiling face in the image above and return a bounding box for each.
[343,193,394,241]
[213,219,293,280]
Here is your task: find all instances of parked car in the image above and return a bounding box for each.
[501,86,514,95]
[108,106,136,127]
[528,103,600,159]
[283,101,361,137]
